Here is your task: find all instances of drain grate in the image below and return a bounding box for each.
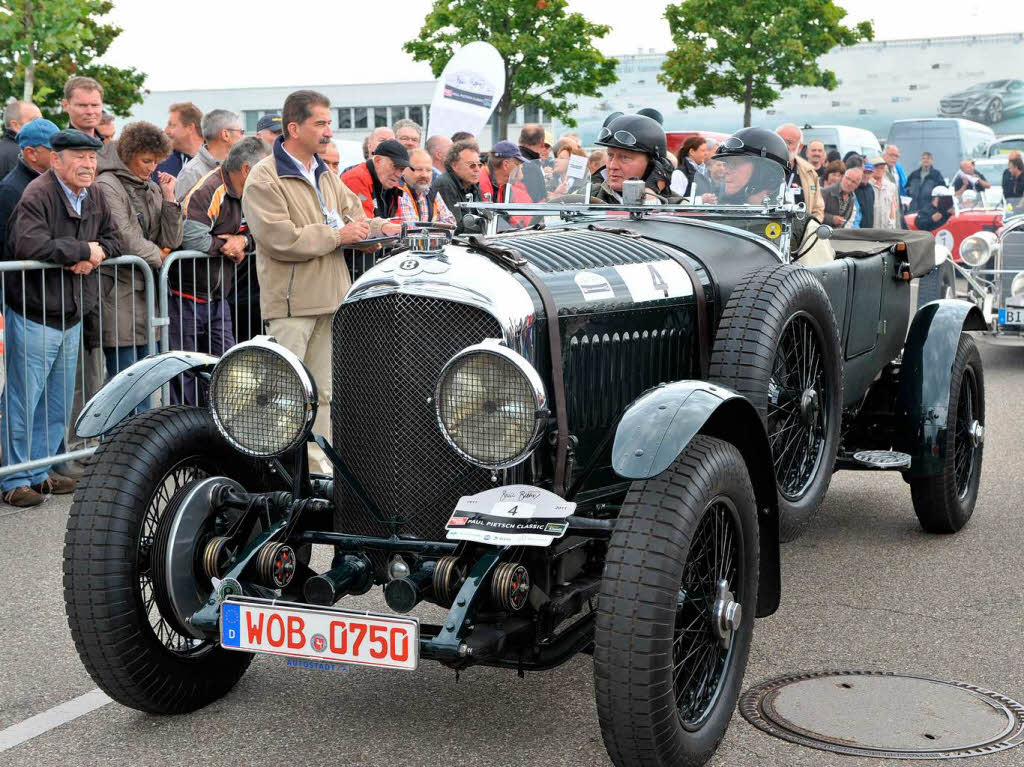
[739,671,1024,759]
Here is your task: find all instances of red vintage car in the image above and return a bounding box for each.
[906,203,1002,263]
[666,130,730,158]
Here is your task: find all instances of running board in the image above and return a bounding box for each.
[835,450,912,471]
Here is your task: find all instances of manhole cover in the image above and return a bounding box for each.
[739,671,1024,759]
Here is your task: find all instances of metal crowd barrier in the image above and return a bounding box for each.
[0,256,156,481]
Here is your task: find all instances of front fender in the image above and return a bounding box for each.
[898,299,987,478]
[75,351,219,438]
[611,380,780,617]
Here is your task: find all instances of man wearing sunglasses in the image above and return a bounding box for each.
[592,113,675,204]
[430,139,484,233]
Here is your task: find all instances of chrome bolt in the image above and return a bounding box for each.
[969,420,984,447]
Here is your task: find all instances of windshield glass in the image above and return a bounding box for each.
[705,155,787,206]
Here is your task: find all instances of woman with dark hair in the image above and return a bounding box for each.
[95,121,182,383]
[824,160,846,187]
[670,135,717,201]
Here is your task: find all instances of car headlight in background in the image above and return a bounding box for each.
[436,341,547,469]
[210,338,316,457]
[1011,271,1024,298]
[959,231,999,267]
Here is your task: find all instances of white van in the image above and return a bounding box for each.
[801,124,881,160]
[886,118,995,180]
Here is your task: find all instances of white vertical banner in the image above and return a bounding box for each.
[426,41,505,140]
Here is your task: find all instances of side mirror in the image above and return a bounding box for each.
[816,224,834,240]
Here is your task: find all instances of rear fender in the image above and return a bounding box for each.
[612,381,781,617]
[75,351,219,438]
[897,299,987,478]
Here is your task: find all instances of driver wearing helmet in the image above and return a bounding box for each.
[914,186,954,231]
[592,113,679,204]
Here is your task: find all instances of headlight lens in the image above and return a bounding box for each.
[959,231,998,267]
[1011,271,1024,297]
[436,342,547,469]
[210,339,316,457]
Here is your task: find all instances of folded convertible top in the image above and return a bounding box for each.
[828,228,937,278]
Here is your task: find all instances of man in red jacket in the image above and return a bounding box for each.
[340,139,410,219]
[479,140,531,229]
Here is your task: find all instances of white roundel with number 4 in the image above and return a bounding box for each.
[614,260,694,303]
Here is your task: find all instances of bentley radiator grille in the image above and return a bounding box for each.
[331,294,504,543]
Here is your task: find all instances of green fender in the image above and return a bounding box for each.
[611,380,780,618]
[898,299,987,479]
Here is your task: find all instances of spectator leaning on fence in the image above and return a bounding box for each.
[1,130,122,507]
[241,89,399,475]
[158,102,204,179]
[0,100,42,179]
[170,137,271,404]
[431,139,483,234]
[823,167,862,228]
[94,121,182,383]
[0,119,59,247]
[342,139,411,219]
[175,109,245,203]
[398,148,455,225]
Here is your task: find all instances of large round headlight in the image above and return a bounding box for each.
[435,341,547,469]
[210,339,316,457]
[959,231,998,267]
[1011,271,1024,298]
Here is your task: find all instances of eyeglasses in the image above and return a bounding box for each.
[598,127,638,146]
[226,128,244,135]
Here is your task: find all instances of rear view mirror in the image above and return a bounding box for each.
[816,224,834,240]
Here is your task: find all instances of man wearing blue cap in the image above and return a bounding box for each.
[0,118,60,247]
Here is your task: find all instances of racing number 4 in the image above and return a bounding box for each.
[647,264,669,297]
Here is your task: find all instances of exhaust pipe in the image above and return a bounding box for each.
[304,555,373,606]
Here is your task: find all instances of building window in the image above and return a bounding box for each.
[354,107,368,129]
[390,106,406,122]
[337,108,352,130]
[244,111,261,133]
[408,105,423,126]
[373,107,388,128]
[523,105,540,123]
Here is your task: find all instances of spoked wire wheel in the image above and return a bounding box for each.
[768,313,828,503]
[953,365,981,499]
[674,498,742,730]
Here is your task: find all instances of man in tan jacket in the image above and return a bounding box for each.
[776,124,825,222]
[242,89,400,473]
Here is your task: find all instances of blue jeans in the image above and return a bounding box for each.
[168,297,234,407]
[103,344,150,414]
[1,309,81,491]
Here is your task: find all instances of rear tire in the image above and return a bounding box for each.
[595,436,758,767]
[910,333,984,533]
[710,264,843,541]
[63,406,275,714]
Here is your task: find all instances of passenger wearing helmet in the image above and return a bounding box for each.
[592,113,679,204]
[914,186,954,231]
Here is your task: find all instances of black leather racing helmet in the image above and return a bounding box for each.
[716,126,792,174]
[594,114,668,162]
[636,107,664,125]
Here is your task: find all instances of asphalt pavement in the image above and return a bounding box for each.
[1,335,1022,767]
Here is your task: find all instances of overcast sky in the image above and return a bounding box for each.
[101,0,1017,92]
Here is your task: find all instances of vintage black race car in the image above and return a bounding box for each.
[64,181,987,766]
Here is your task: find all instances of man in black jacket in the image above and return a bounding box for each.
[0,119,59,247]
[0,100,42,180]
[1,129,122,507]
[517,123,548,202]
[905,152,945,213]
[914,186,954,231]
[431,140,483,233]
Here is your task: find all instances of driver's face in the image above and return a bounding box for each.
[724,158,755,195]
[606,147,649,191]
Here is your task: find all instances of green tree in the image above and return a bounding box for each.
[0,0,146,121]
[404,0,618,140]
[659,0,873,127]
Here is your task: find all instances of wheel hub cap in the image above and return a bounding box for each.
[800,388,819,428]
[712,578,742,649]
[970,420,984,447]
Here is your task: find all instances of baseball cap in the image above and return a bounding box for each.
[373,139,411,168]
[868,155,885,166]
[490,140,526,162]
[543,130,554,147]
[17,118,60,149]
[256,113,282,134]
[863,161,875,172]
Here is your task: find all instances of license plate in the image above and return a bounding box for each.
[999,308,1024,325]
[220,597,418,670]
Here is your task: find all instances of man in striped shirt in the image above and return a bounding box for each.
[398,149,456,226]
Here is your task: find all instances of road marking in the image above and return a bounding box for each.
[0,689,111,753]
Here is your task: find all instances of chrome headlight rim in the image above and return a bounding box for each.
[959,231,998,268]
[434,340,548,470]
[209,336,317,458]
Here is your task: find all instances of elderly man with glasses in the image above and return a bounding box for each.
[175,109,245,202]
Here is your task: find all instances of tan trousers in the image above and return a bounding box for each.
[266,314,334,475]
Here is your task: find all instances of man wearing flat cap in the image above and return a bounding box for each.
[1,129,122,507]
[341,138,411,219]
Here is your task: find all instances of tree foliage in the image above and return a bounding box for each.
[0,0,146,121]
[659,0,873,127]
[404,0,618,139]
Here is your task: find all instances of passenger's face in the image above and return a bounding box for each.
[724,158,755,194]
[605,147,649,191]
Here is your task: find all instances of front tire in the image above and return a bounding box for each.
[63,406,273,714]
[910,333,984,533]
[595,436,758,767]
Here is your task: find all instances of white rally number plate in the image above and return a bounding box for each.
[220,597,418,670]
[999,307,1024,325]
